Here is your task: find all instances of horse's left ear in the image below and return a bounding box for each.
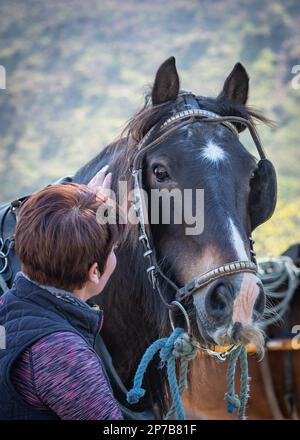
[218,62,249,105]
[152,56,180,105]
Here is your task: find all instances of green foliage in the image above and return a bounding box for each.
[0,0,299,255]
[254,197,300,256]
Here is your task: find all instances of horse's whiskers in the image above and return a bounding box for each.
[211,323,265,359]
[261,297,283,325]
[235,324,265,359]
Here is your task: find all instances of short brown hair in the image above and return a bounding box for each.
[15,183,124,291]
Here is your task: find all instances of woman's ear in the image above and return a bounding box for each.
[88,262,101,284]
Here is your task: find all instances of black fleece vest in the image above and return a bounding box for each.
[0,273,103,420]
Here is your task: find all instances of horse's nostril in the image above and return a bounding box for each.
[211,292,226,311]
[205,283,232,319]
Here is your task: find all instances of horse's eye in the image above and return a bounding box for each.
[250,170,256,179]
[153,165,169,182]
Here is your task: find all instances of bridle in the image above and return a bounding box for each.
[131,93,266,352]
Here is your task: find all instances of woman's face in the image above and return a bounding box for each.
[73,248,117,300]
[92,247,118,296]
[101,248,117,287]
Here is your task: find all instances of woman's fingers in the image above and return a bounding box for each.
[94,165,109,186]
[102,172,112,190]
[88,165,112,192]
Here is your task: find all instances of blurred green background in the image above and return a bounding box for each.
[0,0,299,255]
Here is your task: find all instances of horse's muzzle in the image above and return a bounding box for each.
[192,276,266,345]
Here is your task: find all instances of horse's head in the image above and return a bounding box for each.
[126,57,277,350]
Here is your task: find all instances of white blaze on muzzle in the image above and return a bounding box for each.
[232,273,260,325]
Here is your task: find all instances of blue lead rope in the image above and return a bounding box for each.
[126,328,197,420]
[224,345,249,420]
[127,327,249,420]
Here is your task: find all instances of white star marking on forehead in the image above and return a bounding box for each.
[201,140,226,163]
[229,218,248,260]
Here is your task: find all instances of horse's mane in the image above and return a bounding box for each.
[123,92,271,142]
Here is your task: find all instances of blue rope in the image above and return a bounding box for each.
[127,327,250,420]
[224,346,249,420]
[126,327,197,420]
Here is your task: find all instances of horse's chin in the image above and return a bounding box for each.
[197,314,264,354]
[206,322,266,359]
[210,325,235,346]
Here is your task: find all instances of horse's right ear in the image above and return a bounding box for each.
[152,56,180,105]
[218,62,249,105]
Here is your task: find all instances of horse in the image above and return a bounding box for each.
[72,57,278,416]
[0,56,277,418]
[183,243,300,419]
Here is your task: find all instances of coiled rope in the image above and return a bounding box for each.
[257,256,300,327]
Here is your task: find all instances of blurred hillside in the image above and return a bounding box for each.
[0,0,299,254]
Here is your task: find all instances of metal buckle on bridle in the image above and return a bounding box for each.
[0,254,8,274]
[0,237,13,275]
[195,342,240,362]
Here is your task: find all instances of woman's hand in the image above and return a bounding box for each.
[88,165,112,194]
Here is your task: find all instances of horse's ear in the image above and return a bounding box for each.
[218,62,249,105]
[152,56,180,105]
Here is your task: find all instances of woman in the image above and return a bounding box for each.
[0,167,124,420]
